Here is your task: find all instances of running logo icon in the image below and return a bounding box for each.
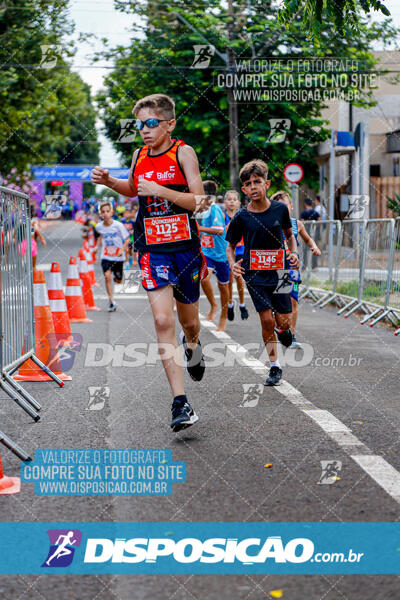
[191,45,215,68]
[318,460,342,485]
[118,119,137,143]
[42,529,82,567]
[267,119,291,144]
[87,386,110,411]
[44,195,67,219]
[46,333,83,373]
[274,271,293,295]
[345,195,369,219]
[240,383,264,407]
[119,270,142,294]
[40,45,61,69]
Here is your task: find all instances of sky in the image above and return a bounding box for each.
[68,0,400,168]
[69,0,135,167]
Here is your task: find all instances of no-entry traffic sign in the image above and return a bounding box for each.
[283,163,304,184]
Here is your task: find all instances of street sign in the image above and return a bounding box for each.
[283,163,304,184]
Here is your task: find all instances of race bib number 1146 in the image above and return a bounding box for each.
[250,249,284,270]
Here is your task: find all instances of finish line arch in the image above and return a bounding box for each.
[30,165,130,213]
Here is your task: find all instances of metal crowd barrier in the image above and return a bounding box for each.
[0,187,59,460]
[299,216,400,333]
[299,220,342,307]
[393,218,400,335]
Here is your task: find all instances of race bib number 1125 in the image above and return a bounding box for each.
[144,214,191,245]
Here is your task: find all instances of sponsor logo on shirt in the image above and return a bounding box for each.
[156,170,175,181]
[138,171,154,181]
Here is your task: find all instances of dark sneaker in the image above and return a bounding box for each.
[290,335,302,349]
[275,328,292,348]
[108,301,117,312]
[171,401,199,432]
[264,366,283,386]
[239,305,249,320]
[227,302,235,321]
[179,332,205,382]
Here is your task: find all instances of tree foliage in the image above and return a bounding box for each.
[387,192,400,216]
[279,1,391,36]
[97,0,397,191]
[0,0,100,178]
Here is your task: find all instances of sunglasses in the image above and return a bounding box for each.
[135,118,169,130]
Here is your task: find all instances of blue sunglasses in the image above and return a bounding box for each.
[135,118,169,130]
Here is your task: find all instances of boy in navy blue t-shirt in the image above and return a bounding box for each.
[226,159,299,386]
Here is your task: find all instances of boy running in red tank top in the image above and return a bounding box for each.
[91,94,207,432]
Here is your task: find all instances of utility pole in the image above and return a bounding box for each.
[175,9,239,190]
[227,0,239,190]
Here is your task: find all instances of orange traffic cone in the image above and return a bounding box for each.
[78,249,100,311]
[0,455,20,495]
[88,228,97,263]
[14,270,71,382]
[65,257,92,323]
[48,262,77,347]
[83,241,99,287]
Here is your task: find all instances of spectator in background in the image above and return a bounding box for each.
[300,198,320,270]
[31,211,46,268]
[314,195,327,220]
[300,197,320,221]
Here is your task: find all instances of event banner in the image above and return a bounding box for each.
[0,522,398,574]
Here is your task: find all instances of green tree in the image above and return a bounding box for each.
[387,192,400,216]
[278,1,391,36]
[55,77,100,165]
[97,0,397,191]
[0,0,99,177]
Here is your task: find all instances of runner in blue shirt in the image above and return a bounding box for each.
[198,180,230,331]
[224,190,249,321]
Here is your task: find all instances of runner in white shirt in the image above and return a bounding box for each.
[94,201,130,311]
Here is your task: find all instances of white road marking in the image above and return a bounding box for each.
[351,455,400,503]
[198,312,400,505]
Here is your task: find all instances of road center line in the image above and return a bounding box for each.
[199,312,400,505]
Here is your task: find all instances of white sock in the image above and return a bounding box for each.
[228,303,234,308]
[239,303,246,308]
[270,360,281,368]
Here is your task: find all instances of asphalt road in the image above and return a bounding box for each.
[0,220,399,599]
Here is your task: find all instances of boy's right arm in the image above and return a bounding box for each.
[91,150,139,197]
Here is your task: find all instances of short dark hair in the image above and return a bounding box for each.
[304,197,313,207]
[203,180,218,196]
[133,94,175,120]
[239,159,268,183]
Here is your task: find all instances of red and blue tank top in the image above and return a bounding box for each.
[132,138,200,253]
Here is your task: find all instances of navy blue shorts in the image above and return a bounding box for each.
[205,256,231,284]
[246,282,292,314]
[139,249,208,304]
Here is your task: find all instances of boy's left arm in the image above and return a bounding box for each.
[298,220,321,255]
[136,145,204,211]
